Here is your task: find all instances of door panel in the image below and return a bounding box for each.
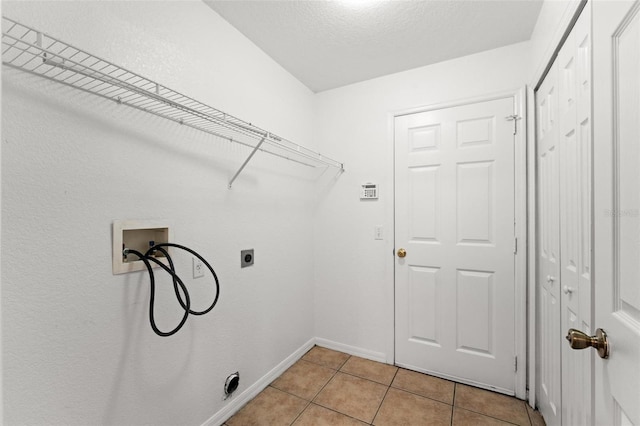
[408,166,440,241]
[395,97,516,393]
[558,6,593,426]
[408,266,439,345]
[537,61,562,426]
[536,7,593,425]
[457,161,494,244]
[594,1,640,424]
[456,269,494,356]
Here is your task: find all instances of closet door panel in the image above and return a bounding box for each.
[537,60,562,426]
[559,7,593,426]
[537,6,592,426]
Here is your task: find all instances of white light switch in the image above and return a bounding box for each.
[374,225,383,240]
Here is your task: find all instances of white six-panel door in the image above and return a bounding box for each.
[394,97,516,393]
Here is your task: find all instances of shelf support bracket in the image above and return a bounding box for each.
[228,137,266,189]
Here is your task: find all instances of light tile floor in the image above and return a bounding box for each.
[225,346,546,426]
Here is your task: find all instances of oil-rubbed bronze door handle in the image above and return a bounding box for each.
[566,328,610,359]
[397,248,407,258]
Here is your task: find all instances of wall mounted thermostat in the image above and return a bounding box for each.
[360,183,378,199]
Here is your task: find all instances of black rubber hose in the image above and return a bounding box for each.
[125,248,191,337]
[147,243,220,316]
[147,246,185,313]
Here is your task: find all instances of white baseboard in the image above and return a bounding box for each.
[201,337,316,426]
[314,338,387,364]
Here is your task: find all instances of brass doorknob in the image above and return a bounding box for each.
[397,248,407,258]
[566,328,609,359]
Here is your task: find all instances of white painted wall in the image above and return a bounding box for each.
[2,2,318,425]
[313,42,531,363]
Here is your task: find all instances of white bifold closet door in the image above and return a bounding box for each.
[394,97,517,394]
[536,5,592,426]
[537,56,562,426]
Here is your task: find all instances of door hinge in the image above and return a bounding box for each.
[514,356,518,372]
[506,115,521,135]
[514,237,518,254]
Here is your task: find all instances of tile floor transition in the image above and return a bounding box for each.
[224,346,546,426]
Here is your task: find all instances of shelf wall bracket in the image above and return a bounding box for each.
[228,137,266,189]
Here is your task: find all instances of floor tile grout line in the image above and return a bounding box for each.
[332,370,460,415]
[267,368,343,426]
[306,401,375,425]
[302,346,351,370]
[369,384,391,425]
[266,384,310,402]
[272,355,345,425]
[336,353,351,370]
[451,383,456,426]
[270,358,339,396]
[369,367,400,424]
[266,383,312,402]
[392,367,458,403]
[338,368,398,387]
[304,347,396,385]
[453,405,524,426]
[268,349,347,410]
[311,356,394,425]
[305,350,404,424]
[288,399,313,426]
[525,402,534,426]
[227,385,307,426]
[312,358,343,402]
[453,384,529,425]
[388,382,455,406]
[306,361,460,408]
[305,354,345,418]
[390,365,401,384]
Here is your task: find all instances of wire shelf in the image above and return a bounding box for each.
[1,16,344,187]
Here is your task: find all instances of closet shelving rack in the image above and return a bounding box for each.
[1,16,344,188]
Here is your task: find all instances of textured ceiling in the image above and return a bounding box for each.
[204,0,543,93]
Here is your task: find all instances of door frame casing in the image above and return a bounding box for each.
[388,88,527,399]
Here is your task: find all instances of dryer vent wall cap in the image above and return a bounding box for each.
[224,372,240,398]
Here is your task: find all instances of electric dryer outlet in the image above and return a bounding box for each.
[241,249,254,268]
